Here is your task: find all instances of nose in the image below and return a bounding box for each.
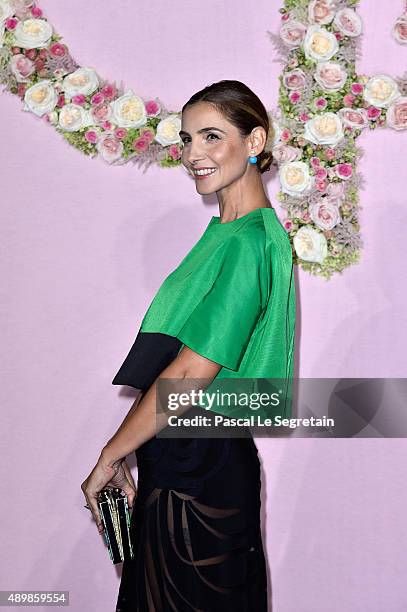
[184,139,206,166]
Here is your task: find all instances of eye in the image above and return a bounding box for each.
[180,133,220,145]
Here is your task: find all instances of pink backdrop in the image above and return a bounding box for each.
[1,1,406,610]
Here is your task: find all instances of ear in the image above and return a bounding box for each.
[247,126,267,156]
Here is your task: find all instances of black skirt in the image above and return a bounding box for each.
[112,332,268,611]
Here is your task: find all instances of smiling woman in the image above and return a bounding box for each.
[101,80,296,611]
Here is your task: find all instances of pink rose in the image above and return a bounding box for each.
[393,16,407,44]
[9,54,35,82]
[339,107,368,129]
[34,58,45,71]
[85,130,99,144]
[169,144,181,160]
[24,49,37,60]
[283,68,307,90]
[49,43,67,58]
[343,93,355,106]
[133,137,149,152]
[302,210,311,222]
[5,17,18,29]
[56,94,65,108]
[315,166,328,179]
[310,156,321,167]
[100,84,117,100]
[334,31,343,41]
[281,13,290,22]
[289,91,301,103]
[71,94,86,105]
[299,113,309,122]
[315,97,327,109]
[38,48,48,59]
[325,147,336,160]
[91,103,112,124]
[351,82,364,95]
[279,20,307,48]
[114,128,128,139]
[367,106,381,120]
[140,128,155,142]
[91,92,105,106]
[308,0,335,25]
[284,219,293,231]
[315,62,348,92]
[101,120,112,130]
[281,129,291,142]
[386,97,407,130]
[96,135,124,163]
[315,179,328,192]
[309,201,341,230]
[333,163,353,179]
[271,144,301,164]
[333,7,362,37]
[145,100,161,116]
[17,83,27,98]
[31,6,42,17]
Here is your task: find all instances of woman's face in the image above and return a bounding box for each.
[179,101,262,194]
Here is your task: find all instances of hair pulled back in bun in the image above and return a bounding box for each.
[182,80,274,174]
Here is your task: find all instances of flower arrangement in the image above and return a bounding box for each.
[0,0,406,278]
[0,1,183,170]
[269,0,407,278]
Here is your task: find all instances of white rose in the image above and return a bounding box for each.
[279,161,313,198]
[314,61,347,92]
[58,103,94,131]
[303,25,338,62]
[309,201,341,230]
[23,80,58,116]
[303,112,344,146]
[154,114,182,146]
[13,18,53,48]
[363,75,401,109]
[308,0,335,25]
[0,0,14,22]
[62,67,99,98]
[338,107,368,129]
[293,226,328,263]
[333,8,362,37]
[109,90,147,128]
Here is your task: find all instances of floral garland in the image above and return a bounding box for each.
[0,0,406,279]
[268,0,407,278]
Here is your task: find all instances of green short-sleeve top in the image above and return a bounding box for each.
[140,207,296,417]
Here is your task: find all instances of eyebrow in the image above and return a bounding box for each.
[178,127,227,137]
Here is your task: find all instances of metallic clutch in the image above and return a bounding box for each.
[97,487,134,565]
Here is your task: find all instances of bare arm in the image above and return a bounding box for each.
[100,345,222,469]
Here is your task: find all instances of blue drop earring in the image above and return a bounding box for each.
[248,151,257,164]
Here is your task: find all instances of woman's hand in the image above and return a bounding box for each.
[81,456,137,534]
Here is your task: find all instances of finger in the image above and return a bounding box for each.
[87,498,105,534]
[122,461,137,490]
[121,481,137,509]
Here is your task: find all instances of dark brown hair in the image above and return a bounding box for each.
[181,79,274,174]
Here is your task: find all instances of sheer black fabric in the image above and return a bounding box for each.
[112,332,268,611]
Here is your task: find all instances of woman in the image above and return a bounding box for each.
[81,79,296,611]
